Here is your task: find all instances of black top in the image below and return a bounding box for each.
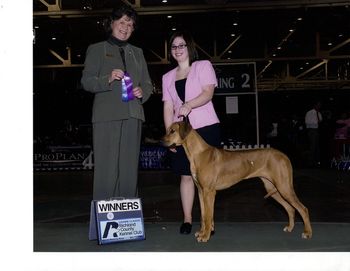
[107,35,128,47]
[107,36,128,71]
[175,78,186,103]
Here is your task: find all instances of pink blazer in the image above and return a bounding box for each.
[162,60,220,129]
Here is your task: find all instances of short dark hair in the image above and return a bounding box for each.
[169,30,198,65]
[105,4,138,33]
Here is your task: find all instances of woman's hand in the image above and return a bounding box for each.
[109,69,124,83]
[132,86,143,99]
[178,102,192,117]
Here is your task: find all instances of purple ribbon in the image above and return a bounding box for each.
[121,72,134,102]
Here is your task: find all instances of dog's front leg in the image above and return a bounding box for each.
[196,188,216,242]
[195,187,205,238]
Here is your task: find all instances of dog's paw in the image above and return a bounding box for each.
[283,225,294,233]
[195,229,205,237]
[196,235,210,242]
[302,232,312,239]
[196,231,211,242]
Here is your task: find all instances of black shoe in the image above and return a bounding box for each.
[180,222,192,234]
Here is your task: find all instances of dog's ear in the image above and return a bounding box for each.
[183,115,190,124]
[179,119,192,140]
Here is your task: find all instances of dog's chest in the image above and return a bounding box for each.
[192,173,199,185]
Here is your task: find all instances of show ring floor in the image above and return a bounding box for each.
[34,168,350,252]
[34,222,350,252]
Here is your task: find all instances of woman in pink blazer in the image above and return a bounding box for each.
[162,31,221,235]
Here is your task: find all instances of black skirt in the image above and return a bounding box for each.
[170,123,221,176]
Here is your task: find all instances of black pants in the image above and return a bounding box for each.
[307,128,320,165]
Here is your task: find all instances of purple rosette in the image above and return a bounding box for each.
[121,72,134,102]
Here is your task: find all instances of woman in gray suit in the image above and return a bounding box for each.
[81,4,153,200]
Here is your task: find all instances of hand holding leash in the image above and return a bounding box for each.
[178,102,192,117]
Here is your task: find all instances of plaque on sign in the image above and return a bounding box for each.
[89,198,145,245]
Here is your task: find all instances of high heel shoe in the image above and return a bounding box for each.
[180,222,192,234]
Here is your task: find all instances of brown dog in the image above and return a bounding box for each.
[162,121,312,242]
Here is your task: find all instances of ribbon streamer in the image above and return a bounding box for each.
[121,72,134,102]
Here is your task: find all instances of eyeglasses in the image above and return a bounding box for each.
[171,44,187,50]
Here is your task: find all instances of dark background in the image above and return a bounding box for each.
[33,0,350,168]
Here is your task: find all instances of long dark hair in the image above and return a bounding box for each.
[104,4,138,34]
[169,30,198,65]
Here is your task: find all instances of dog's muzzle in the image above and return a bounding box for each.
[160,140,176,148]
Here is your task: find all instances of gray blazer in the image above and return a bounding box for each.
[81,41,153,123]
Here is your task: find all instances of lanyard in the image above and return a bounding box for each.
[119,47,127,71]
[119,47,134,101]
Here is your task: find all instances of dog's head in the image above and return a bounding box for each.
[162,120,193,148]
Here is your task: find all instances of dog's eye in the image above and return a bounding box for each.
[170,129,175,134]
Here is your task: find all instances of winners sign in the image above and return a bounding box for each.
[89,198,145,245]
